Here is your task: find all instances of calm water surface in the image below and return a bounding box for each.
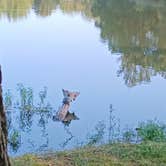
[0,0,166,156]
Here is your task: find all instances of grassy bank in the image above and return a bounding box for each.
[11,117,166,165]
[12,142,166,166]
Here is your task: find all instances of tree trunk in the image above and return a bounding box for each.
[0,67,11,166]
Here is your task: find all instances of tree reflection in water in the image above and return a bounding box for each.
[92,0,166,87]
[1,0,166,87]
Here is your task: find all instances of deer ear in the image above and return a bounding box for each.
[62,89,66,96]
[77,92,80,96]
[62,89,69,96]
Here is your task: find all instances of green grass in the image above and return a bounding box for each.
[11,142,166,166]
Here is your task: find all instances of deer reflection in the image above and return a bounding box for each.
[53,89,80,126]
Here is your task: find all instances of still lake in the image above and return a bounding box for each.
[0,0,166,156]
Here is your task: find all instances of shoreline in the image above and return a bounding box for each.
[11,142,166,166]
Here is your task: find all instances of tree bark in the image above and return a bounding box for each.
[0,67,11,166]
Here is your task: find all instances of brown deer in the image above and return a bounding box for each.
[53,89,80,125]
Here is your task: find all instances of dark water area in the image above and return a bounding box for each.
[1,0,166,156]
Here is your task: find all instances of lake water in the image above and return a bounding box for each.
[1,0,166,156]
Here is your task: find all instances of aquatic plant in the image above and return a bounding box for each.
[87,121,106,146]
[136,120,166,142]
[17,83,34,111]
[4,89,13,110]
[38,87,48,107]
[60,126,74,148]
[108,104,121,143]
[8,130,21,152]
[122,128,136,143]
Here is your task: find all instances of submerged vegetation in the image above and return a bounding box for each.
[5,84,53,153]
[4,88,166,165]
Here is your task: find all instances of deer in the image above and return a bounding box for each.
[53,89,80,125]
